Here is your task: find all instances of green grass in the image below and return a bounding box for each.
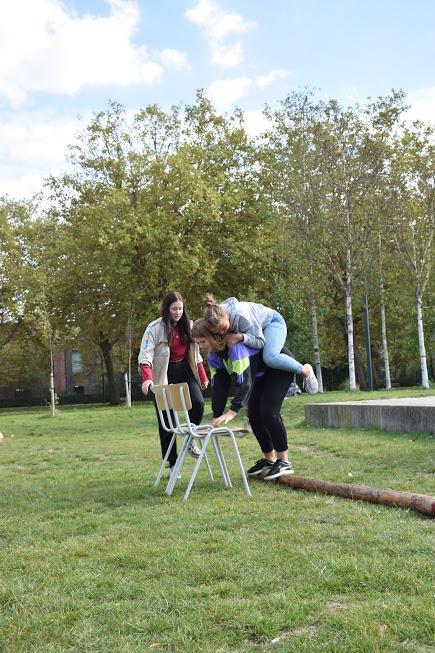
[0,389,434,653]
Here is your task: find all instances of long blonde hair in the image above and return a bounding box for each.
[203,303,229,332]
[191,318,226,352]
[202,292,216,307]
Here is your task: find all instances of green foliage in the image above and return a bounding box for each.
[1,90,433,397]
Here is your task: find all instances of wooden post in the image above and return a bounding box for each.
[272,475,435,518]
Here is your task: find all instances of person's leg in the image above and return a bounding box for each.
[263,313,303,374]
[153,399,177,467]
[248,375,274,455]
[259,369,295,479]
[263,314,319,394]
[245,375,276,476]
[168,360,203,457]
[180,362,204,426]
[259,369,290,454]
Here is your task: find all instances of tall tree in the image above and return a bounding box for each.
[262,91,329,390]
[387,121,434,388]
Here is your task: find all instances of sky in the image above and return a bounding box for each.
[1,0,435,199]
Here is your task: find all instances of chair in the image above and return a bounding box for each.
[153,382,252,500]
[153,383,214,490]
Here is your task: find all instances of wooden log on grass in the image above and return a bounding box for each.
[274,475,435,518]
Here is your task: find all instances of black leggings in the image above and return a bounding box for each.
[153,359,204,466]
[247,368,291,454]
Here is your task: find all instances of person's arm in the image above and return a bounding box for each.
[197,361,209,389]
[138,323,157,395]
[228,314,266,350]
[228,351,259,413]
[211,368,232,418]
[139,364,153,395]
[212,345,260,426]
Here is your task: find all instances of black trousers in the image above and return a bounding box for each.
[153,359,204,467]
[247,368,291,454]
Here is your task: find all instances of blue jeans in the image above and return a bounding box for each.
[263,312,303,374]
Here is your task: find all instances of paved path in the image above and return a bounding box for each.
[322,396,435,407]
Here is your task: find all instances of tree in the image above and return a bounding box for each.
[387,121,434,388]
[262,91,330,390]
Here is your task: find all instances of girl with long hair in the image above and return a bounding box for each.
[138,292,208,476]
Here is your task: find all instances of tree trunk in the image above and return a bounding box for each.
[416,286,430,389]
[49,345,56,417]
[380,277,392,389]
[378,236,392,389]
[274,475,435,518]
[345,245,357,390]
[99,338,120,405]
[125,308,133,407]
[353,332,367,391]
[310,294,324,392]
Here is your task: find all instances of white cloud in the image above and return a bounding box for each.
[160,49,191,71]
[0,0,188,105]
[339,85,364,105]
[185,0,256,67]
[256,68,291,90]
[243,109,269,138]
[407,87,435,124]
[206,76,252,107]
[0,172,46,200]
[0,111,84,198]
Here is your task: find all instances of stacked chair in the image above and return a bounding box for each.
[153,382,252,500]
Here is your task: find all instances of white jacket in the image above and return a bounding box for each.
[138,317,203,386]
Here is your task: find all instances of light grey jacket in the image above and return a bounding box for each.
[138,317,203,386]
[221,297,276,349]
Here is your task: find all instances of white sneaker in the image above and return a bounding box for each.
[303,364,319,394]
[169,466,181,479]
[188,440,201,458]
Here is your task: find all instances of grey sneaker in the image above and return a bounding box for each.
[263,459,294,480]
[303,364,319,394]
[188,440,201,458]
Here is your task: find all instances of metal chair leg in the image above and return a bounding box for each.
[154,433,177,487]
[229,434,252,497]
[211,436,230,487]
[212,437,232,488]
[182,432,213,501]
[165,434,191,496]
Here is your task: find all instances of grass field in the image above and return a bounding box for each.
[0,389,434,653]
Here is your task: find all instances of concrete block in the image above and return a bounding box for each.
[305,397,435,435]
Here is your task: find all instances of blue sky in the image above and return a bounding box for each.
[1,0,434,198]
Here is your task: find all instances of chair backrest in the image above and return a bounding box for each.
[170,382,192,411]
[169,383,195,433]
[153,384,176,432]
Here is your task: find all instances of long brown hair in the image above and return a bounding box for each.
[161,291,192,345]
[191,319,226,352]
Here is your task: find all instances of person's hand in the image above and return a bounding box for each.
[201,380,209,390]
[212,410,237,427]
[225,332,243,347]
[141,380,153,396]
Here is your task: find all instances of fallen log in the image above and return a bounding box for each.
[272,475,435,518]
